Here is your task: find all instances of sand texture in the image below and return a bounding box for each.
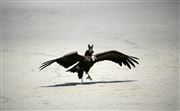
[1,1,179,110]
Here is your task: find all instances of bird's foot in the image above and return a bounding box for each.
[86,75,92,81]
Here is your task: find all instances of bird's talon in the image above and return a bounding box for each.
[86,76,90,79]
[86,76,92,81]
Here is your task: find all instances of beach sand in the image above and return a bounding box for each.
[1,1,179,110]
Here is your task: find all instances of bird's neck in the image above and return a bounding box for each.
[85,50,92,57]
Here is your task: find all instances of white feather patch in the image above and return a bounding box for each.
[92,55,96,61]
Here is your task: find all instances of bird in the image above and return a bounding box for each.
[39,44,139,84]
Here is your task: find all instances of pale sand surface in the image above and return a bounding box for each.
[1,1,179,110]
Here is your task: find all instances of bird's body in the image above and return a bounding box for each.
[39,45,139,83]
[67,55,94,80]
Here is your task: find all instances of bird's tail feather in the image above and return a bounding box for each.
[39,59,56,71]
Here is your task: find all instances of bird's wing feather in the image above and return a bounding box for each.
[39,51,84,71]
[55,51,84,68]
[94,50,139,69]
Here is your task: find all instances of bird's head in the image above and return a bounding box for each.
[85,44,94,56]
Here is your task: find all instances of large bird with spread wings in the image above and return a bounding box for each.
[39,44,139,83]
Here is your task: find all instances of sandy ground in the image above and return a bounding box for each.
[1,1,179,110]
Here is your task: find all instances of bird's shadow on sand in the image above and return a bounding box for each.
[41,80,137,87]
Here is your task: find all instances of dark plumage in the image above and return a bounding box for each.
[39,44,139,83]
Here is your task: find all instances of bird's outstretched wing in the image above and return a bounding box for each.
[39,51,84,71]
[93,50,139,69]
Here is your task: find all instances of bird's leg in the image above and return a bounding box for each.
[86,73,92,81]
[81,78,83,84]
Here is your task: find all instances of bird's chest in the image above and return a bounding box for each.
[80,57,94,68]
